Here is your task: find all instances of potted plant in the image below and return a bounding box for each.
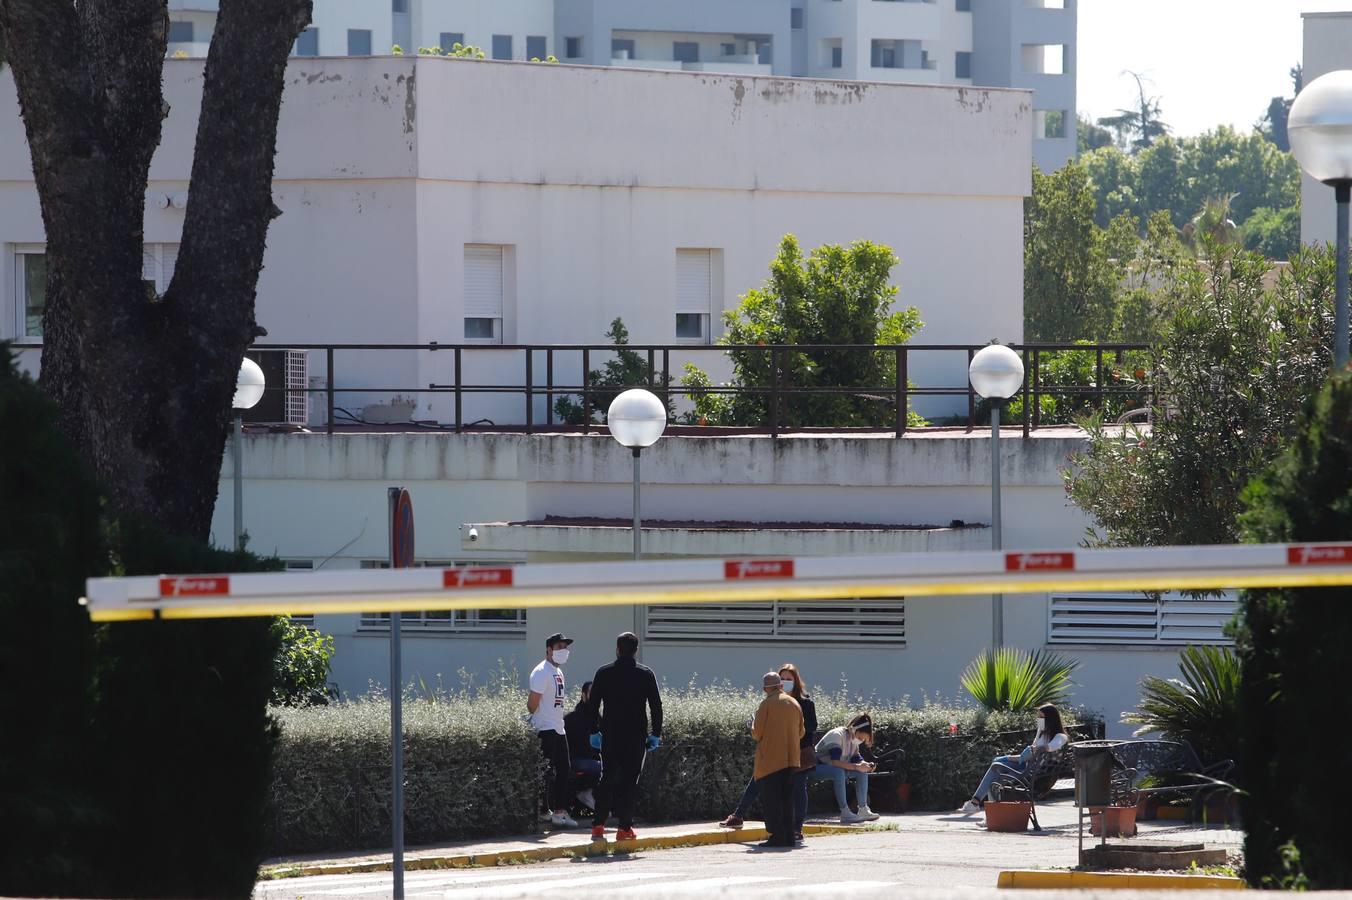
[984,799,1031,832]
[1089,798,1138,837]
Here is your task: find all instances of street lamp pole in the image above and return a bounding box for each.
[608,389,667,644]
[969,343,1025,649]
[232,357,266,552]
[1288,69,1352,371]
[632,447,642,561]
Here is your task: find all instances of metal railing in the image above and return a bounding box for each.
[249,341,1151,438]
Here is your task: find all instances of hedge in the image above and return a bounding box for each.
[267,683,1099,855]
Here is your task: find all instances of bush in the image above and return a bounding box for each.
[272,618,336,706]
[267,684,1099,853]
[959,648,1078,712]
[1236,373,1352,889]
[553,318,673,425]
[1120,645,1240,767]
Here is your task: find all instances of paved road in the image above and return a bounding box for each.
[252,827,1237,899]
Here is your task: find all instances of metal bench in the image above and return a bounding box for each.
[987,745,1073,831]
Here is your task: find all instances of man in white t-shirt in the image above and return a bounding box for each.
[529,632,576,828]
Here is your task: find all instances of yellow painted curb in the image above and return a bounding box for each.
[260,822,881,880]
[998,870,1245,890]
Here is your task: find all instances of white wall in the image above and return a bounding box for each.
[1299,12,1352,247]
[212,430,1202,737]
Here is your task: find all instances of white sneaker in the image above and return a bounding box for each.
[577,789,596,810]
[958,800,981,817]
[549,812,579,828]
[840,809,867,824]
[858,806,881,821]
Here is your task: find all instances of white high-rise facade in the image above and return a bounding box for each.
[167,0,1076,170]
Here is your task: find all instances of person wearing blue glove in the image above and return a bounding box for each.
[585,631,663,843]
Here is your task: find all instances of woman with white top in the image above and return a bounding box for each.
[959,703,1069,815]
[812,713,880,824]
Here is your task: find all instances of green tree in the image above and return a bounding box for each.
[1024,162,1121,341]
[1237,373,1352,889]
[1258,64,1302,153]
[681,235,925,428]
[1079,145,1141,228]
[1097,71,1170,151]
[1242,205,1302,262]
[1077,113,1114,154]
[271,617,336,706]
[1065,243,1334,548]
[1134,137,1185,228]
[1112,210,1189,342]
[554,318,673,425]
[1179,126,1300,227]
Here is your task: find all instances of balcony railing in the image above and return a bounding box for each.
[249,341,1150,439]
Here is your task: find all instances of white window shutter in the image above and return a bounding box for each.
[675,249,712,314]
[464,245,504,318]
[160,245,178,292]
[142,246,159,284]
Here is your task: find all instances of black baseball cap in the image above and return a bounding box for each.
[545,632,574,647]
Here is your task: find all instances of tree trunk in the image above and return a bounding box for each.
[0,0,310,540]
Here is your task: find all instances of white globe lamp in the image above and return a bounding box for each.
[1289,70,1352,369]
[231,356,266,552]
[233,356,266,410]
[607,388,667,561]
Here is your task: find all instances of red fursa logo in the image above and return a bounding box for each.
[1287,545,1352,566]
[724,559,795,580]
[443,567,514,589]
[158,576,230,597]
[1005,552,1076,572]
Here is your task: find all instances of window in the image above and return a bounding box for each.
[15,250,46,339]
[647,599,905,644]
[565,36,583,58]
[142,243,179,296]
[675,249,714,344]
[295,27,319,56]
[440,32,465,51]
[722,42,737,57]
[1048,593,1237,646]
[831,45,843,68]
[956,0,971,10]
[1037,109,1067,139]
[347,29,372,56]
[791,7,804,28]
[392,0,408,12]
[955,50,972,78]
[464,244,504,343]
[168,20,194,43]
[673,41,700,63]
[871,40,896,68]
[526,35,547,60]
[1021,43,1066,75]
[492,34,513,60]
[612,38,635,59]
[358,560,526,634]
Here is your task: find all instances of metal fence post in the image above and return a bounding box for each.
[582,348,592,428]
[326,347,335,436]
[1021,347,1031,439]
[894,347,905,438]
[546,349,554,427]
[454,348,463,433]
[769,347,780,438]
[525,349,534,434]
[966,347,976,430]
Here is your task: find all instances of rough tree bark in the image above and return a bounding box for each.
[0,0,311,540]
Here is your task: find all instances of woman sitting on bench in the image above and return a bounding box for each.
[958,703,1068,816]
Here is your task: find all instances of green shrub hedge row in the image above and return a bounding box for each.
[267,685,1099,855]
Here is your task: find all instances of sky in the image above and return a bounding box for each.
[1077,0,1345,138]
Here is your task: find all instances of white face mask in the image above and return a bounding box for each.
[551,648,570,665]
[780,679,795,694]
[1035,717,1046,733]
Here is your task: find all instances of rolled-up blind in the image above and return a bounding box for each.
[675,249,712,314]
[464,245,504,318]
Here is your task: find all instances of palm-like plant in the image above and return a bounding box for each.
[959,648,1078,713]
[1122,645,1240,765]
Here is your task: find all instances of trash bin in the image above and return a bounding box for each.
[1072,741,1118,808]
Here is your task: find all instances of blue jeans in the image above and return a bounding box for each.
[974,755,1026,801]
[811,763,869,810]
[736,771,811,828]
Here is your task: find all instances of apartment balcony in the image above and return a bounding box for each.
[866,62,941,84]
[682,55,774,75]
[610,55,685,71]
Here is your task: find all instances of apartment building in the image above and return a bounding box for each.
[166,0,1076,170]
[1298,10,1352,246]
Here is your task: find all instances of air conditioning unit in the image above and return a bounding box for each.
[241,350,309,426]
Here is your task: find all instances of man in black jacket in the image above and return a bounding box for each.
[586,632,662,842]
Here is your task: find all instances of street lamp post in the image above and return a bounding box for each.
[968,343,1026,649]
[1289,69,1352,371]
[607,389,668,561]
[232,357,266,552]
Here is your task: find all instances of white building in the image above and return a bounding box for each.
[164,0,1076,170]
[1298,10,1352,246]
[0,58,1210,736]
[3,57,1030,423]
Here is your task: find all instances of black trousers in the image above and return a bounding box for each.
[757,767,794,845]
[539,730,571,812]
[593,736,645,829]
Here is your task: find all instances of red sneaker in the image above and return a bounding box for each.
[616,827,637,842]
[590,825,606,841]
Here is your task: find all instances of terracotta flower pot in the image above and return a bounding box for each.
[895,782,912,812]
[1088,805,1137,837]
[984,800,1031,832]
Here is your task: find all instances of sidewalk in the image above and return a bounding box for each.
[258,798,1243,880]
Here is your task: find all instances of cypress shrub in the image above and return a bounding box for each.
[0,350,106,895]
[1237,373,1352,889]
